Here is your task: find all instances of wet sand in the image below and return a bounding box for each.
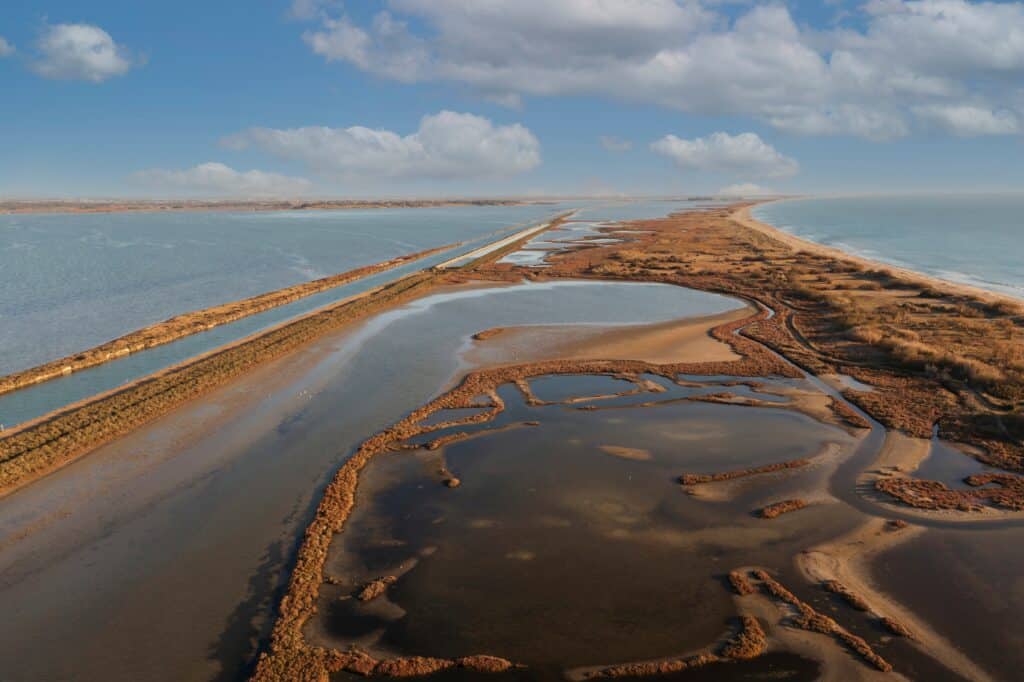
[462,307,748,367]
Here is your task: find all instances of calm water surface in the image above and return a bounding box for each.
[0,204,571,375]
[753,194,1024,299]
[0,279,741,682]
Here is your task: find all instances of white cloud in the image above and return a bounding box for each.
[914,104,1020,136]
[32,23,137,82]
[299,0,1024,139]
[600,136,633,152]
[289,0,342,20]
[0,37,14,57]
[651,132,799,178]
[718,182,774,196]
[222,111,541,180]
[134,163,313,197]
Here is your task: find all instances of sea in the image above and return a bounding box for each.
[753,194,1024,300]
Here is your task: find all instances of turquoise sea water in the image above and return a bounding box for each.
[752,194,1024,300]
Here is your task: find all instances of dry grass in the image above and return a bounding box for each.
[679,458,810,485]
[759,499,809,519]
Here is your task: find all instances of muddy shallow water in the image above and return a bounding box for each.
[0,280,743,682]
[871,524,1024,681]
[310,375,866,677]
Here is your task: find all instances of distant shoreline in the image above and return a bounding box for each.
[0,198,547,215]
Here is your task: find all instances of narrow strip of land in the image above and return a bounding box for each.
[0,244,456,398]
[0,214,572,497]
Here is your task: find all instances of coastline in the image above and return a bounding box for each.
[0,198,545,216]
[738,202,1024,305]
[3,200,1022,680]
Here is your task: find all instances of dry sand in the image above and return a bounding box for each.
[463,306,750,367]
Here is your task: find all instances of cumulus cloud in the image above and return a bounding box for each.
[600,136,633,152]
[0,37,14,57]
[651,132,799,178]
[222,111,541,180]
[717,183,774,197]
[135,163,313,197]
[914,104,1020,136]
[32,23,137,82]
[297,0,1024,139]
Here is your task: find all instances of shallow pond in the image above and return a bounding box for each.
[311,375,863,676]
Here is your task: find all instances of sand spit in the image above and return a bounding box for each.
[0,244,455,398]
[797,518,995,682]
[466,308,748,366]
[511,203,1021,470]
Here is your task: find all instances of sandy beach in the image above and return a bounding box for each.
[736,203,1024,306]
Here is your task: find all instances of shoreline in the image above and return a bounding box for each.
[738,202,1024,306]
[0,198,546,216]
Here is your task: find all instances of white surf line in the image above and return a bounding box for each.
[435,211,577,269]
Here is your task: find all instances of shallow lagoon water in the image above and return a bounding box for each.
[0,279,743,682]
[0,203,581,376]
[313,376,864,676]
[872,524,1024,681]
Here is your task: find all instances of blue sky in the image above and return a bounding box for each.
[3,0,1024,198]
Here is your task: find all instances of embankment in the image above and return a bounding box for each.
[0,245,455,397]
